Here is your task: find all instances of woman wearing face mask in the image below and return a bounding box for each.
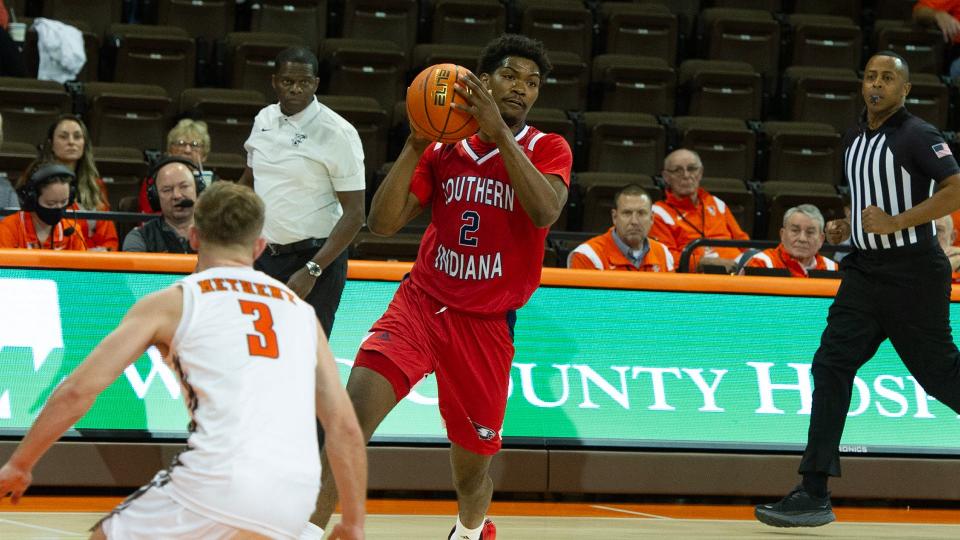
[0,163,87,250]
[27,115,118,251]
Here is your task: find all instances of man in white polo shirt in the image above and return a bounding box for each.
[240,46,365,340]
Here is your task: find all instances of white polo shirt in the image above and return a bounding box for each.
[244,97,365,244]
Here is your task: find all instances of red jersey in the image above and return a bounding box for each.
[408,125,572,315]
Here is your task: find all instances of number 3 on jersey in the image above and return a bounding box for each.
[239,300,279,359]
[459,210,480,247]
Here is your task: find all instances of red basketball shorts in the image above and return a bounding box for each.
[355,278,516,455]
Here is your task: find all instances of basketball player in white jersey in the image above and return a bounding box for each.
[0,182,366,540]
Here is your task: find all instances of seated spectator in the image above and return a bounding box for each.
[568,184,674,272]
[137,119,215,213]
[914,1,960,79]
[650,149,749,272]
[123,158,200,254]
[824,203,852,262]
[0,112,18,209]
[0,163,87,250]
[935,214,960,282]
[31,115,118,250]
[949,208,960,247]
[740,204,838,277]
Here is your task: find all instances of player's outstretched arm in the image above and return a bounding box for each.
[313,322,366,540]
[0,287,182,504]
[367,134,429,237]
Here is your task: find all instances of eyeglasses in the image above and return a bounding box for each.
[665,165,702,176]
[172,140,203,149]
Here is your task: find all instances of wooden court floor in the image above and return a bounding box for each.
[2,496,960,539]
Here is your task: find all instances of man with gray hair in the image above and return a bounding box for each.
[740,204,837,277]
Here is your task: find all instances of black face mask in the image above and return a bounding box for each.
[34,205,64,226]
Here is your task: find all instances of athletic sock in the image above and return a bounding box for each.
[802,472,829,499]
[298,522,323,540]
[449,516,484,540]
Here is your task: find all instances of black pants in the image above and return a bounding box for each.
[799,240,960,476]
[254,240,348,338]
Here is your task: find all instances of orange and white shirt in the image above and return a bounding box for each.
[743,244,838,277]
[0,211,87,250]
[568,227,674,272]
[650,188,749,271]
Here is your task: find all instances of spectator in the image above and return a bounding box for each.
[0,112,18,209]
[123,158,200,253]
[914,1,960,79]
[740,204,838,277]
[824,203,853,262]
[32,114,118,250]
[240,46,365,338]
[568,184,674,271]
[0,163,86,250]
[137,119,216,213]
[949,208,960,247]
[935,214,960,281]
[650,148,750,272]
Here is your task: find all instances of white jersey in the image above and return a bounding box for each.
[165,266,321,539]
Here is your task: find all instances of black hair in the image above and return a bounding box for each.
[477,34,552,79]
[274,47,319,76]
[870,50,910,81]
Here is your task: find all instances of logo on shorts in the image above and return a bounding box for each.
[376,331,391,341]
[471,420,496,441]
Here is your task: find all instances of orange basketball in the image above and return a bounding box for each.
[406,63,480,144]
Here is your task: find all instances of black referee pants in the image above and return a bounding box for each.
[799,240,960,477]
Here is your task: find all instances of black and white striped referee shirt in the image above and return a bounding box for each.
[843,107,960,250]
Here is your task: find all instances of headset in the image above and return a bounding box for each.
[145,156,204,212]
[17,163,77,212]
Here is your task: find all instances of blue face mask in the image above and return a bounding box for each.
[34,205,64,226]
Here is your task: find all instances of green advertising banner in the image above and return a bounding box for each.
[1,268,960,455]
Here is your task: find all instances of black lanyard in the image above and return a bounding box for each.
[666,200,707,238]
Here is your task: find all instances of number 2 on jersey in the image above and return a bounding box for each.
[239,300,279,359]
[459,210,480,247]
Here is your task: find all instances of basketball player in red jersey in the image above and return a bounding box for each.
[311,35,572,540]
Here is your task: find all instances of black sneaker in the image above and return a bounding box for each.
[755,485,836,527]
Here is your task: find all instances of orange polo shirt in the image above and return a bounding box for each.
[744,244,838,277]
[0,211,87,250]
[69,178,118,250]
[650,188,749,271]
[568,228,675,272]
[915,0,960,43]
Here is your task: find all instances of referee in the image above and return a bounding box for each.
[756,51,960,527]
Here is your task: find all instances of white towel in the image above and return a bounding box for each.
[32,18,86,83]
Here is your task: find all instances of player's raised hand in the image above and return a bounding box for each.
[451,72,508,139]
[0,462,32,504]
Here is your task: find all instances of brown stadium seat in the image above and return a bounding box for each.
[873,19,945,75]
[249,0,327,52]
[678,59,762,120]
[352,231,423,262]
[905,73,949,131]
[671,116,756,182]
[786,14,862,71]
[579,112,666,176]
[759,121,842,185]
[782,66,861,134]
[43,0,122,39]
[316,95,390,181]
[319,39,407,114]
[204,152,246,182]
[0,77,72,146]
[793,0,861,20]
[698,8,780,92]
[223,32,306,100]
[598,2,677,64]
[575,171,662,234]
[93,146,149,211]
[411,44,482,75]
[0,142,39,188]
[591,55,676,115]
[158,0,236,41]
[760,181,846,240]
[699,176,757,237]
[429,0,506,47]
[534,51,588,112]
[83,82,172,151]
[343,0,419,58]
[525,108,575,151]
[108,24,196,100]
[712,0,782,9]
[516,0,593,61]
[22,18,99,82]
[179,88,267,156]
[874,0,917,20]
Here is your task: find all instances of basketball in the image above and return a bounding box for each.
[406,63,480,144]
